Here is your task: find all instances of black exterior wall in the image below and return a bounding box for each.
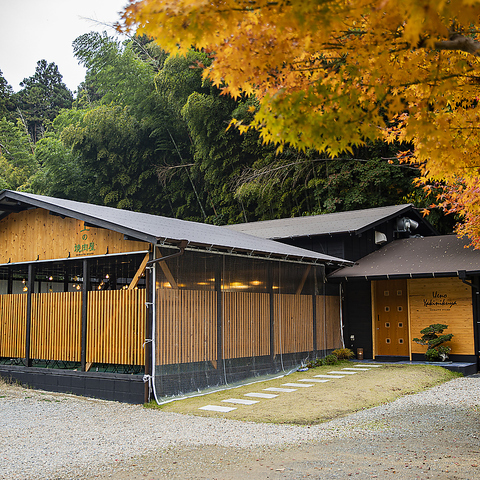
[278,219,402,264]
[341,280,373,358]
[0,366,145,403]
[337,276,479,371]
[473,276,480,371]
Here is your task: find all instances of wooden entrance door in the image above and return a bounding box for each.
[374,279,409,356]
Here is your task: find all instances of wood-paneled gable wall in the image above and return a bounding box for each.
[0,208,149,263]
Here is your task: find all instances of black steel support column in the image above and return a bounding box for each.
[81,259,90,371]
[312,266,318,359]
[268,263,275,363]
[473,276,480,371]
[144,250,154,403]
[7,266,13,294]
[63,266,69,293]
[215,257,223,371]
[25,264,34,367]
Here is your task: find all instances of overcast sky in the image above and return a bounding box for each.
[0,0,130,93]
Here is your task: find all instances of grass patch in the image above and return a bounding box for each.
[148,363,460,425]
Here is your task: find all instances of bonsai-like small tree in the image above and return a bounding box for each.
[413,324,454,361]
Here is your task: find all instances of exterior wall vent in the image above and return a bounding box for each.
[375,231,388,245]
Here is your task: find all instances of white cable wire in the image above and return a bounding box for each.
[151,263,160,404]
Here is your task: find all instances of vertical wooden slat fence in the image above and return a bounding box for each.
[274,294,314,354]
[1,289,343,367]
[156,289,217,365]
[87,289,146,365]
[316,295,342,351]
[222,292,270,358]
[0,294,27,358]
[31,292,82,361]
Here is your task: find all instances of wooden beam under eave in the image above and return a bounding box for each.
[155,247,179,290]
[128,253,150,290]
[296,265,312,295]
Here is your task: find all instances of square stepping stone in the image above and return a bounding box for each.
[222,398,259,405]
[244,392,278,399]
[264,387,297,392]
[342,367,370,371]
[282,382,313,387]
[199,405,236,412]
[298,378,330,383]
[314,374,344,379]
[328,370,357,375]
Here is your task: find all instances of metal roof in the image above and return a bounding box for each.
[329,235,480,280]
[225,204,437,239]
[0,190,352,266]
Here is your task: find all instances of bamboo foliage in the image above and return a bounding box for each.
[31,292,82,361]
[0,294,27,357]
[156,289,217,365]
[87,289,146,365]
[223,292,270,358]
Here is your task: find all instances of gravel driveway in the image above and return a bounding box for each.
[1,375,479,479]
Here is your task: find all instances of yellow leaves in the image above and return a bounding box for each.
[227,118,252,136]
[121,0,480,240]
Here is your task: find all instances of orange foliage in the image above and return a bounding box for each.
[121,0,480,244]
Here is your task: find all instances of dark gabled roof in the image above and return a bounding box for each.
[0,190,353,266]
[328,235,480,280]
[225,204,437,239]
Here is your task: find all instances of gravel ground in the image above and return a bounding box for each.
[1,376,479,480]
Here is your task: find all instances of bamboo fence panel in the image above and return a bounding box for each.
[0,294,27,358]
[156,289,217,365]
[87,289,145,365]
[30,292,82,361]
[274,294,313,354]
[316,295,342,351]
[222,292,270,359]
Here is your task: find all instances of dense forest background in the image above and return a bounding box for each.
[0,33,452,231]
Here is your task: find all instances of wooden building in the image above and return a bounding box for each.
[0,190,351,403]
[329,235,479,372]
[228,206,478,373]
[226,204,437,263]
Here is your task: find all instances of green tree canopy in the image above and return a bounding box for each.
[0,70,16,122]
[15,60,73,143]
[0,117,37,190]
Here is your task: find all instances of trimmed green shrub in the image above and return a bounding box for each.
[332,348,354,360]
[413,324,453,361]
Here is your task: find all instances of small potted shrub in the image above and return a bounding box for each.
[413,324,454,362]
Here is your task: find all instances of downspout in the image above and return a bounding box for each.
[145,240,188,404]
[458,270,479,291]
[146,240,188,267]
[339,282,345,348]
[458,270,480,372]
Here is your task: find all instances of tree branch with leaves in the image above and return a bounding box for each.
[121,0,480,243]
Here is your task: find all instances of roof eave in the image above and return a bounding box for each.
[328,270,479,281]
[0,190,157,244]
